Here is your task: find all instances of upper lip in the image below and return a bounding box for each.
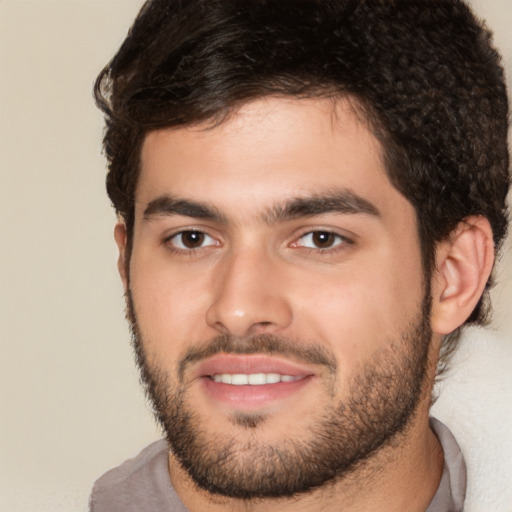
[194,354,316,379]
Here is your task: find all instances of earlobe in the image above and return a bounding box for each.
[431,216,495,335]
[114,222,129,291]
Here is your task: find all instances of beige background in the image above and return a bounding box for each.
[0,1,510,511]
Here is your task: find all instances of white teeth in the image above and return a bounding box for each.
[221,374,232,384]
[211,373,300,385]
[248,373,266,385]
[231,374,248,385]
[265,373,281,384]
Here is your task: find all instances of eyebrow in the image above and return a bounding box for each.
[143,190,380,224]
[144,196,227,223]
[263,190,380,224]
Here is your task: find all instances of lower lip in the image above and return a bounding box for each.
[201,376,313,410]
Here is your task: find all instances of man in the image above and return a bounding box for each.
[90,1,510,511]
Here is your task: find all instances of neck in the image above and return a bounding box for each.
[168,406,444,512]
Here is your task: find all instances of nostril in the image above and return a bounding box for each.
[249,321,277,335]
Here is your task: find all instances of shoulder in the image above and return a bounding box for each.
[89,440,174,512]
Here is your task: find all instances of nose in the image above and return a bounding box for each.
[205,247,293,337]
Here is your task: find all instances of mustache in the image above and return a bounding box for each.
[177,333,337,382]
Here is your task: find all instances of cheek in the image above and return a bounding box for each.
[290,250,424,369]
[128,251,214,355]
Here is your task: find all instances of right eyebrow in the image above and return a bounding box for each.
[143,195,227,224]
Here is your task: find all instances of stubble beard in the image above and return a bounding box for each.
[126,290,433,500]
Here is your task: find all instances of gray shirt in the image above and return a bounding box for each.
[427,418,467,512]
[90,418,466,512]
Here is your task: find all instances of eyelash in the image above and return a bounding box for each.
[163,229,352,255]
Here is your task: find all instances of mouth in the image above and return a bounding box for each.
[195,354,315,410]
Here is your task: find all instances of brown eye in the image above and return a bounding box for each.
[311,231,336,248]
[181,231,204,248]
[294,231,348,250]
[170,230,215,250]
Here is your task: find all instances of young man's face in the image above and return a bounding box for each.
[118,97,436,497]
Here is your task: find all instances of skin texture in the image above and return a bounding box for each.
[114,97,495,511]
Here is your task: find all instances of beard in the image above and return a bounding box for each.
[126,290,432,500]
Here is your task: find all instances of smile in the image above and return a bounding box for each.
[195,354,316,409]
[210,373,302,385]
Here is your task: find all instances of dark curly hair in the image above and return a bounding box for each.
[95,0,510,359]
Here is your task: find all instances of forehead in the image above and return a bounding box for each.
[137,97,409,224]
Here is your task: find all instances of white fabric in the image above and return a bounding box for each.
[431,326,512,512]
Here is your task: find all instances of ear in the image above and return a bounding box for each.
[431,216,495,335]
[114,221,129,291]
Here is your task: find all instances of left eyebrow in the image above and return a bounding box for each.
[263,190,381,225]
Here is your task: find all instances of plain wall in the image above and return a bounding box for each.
[0,1,510,511]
